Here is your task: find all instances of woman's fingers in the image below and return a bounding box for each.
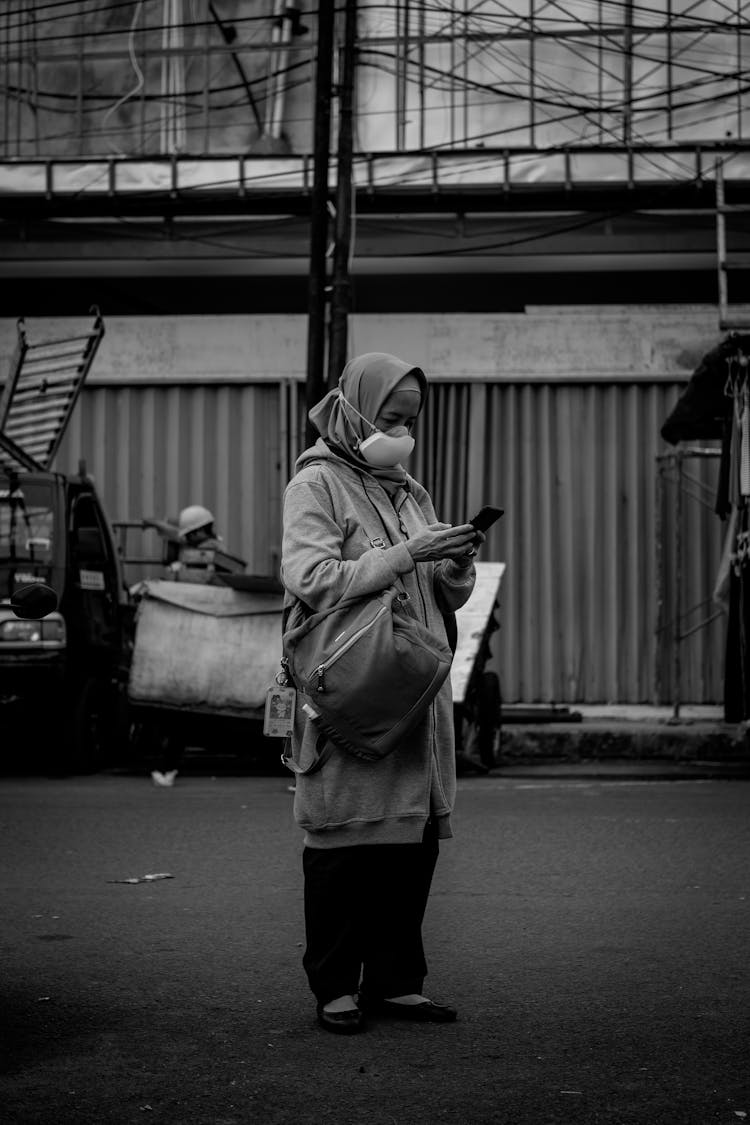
[408,523,485,561]
[444,527,476,547]
[441,524,485,559]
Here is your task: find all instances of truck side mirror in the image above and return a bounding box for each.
[10,583,58,619]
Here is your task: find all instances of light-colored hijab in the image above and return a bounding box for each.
[308,352,427,486]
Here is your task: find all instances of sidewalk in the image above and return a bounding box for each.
[495,703,750,778]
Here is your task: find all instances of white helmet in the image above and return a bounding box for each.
[178,505,214,539]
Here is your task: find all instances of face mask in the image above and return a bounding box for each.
[339,394,416,467]
[359,428,415,467]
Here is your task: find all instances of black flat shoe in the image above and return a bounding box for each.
[364,998,457,1023]
[316,1005,366,1034]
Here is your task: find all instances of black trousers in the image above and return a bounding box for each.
[302,820,439,1006]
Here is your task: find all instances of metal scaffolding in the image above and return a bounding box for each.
[1,0,748,160]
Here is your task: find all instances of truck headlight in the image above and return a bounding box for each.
[1,620,42,642]
[0,616,66,644]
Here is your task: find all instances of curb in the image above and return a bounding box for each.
[483,759,750,781]
[488,719,750,777]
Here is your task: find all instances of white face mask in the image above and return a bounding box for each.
[339,394,416,467]
[359,428,416,467]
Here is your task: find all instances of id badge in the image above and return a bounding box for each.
[263,684,296,738]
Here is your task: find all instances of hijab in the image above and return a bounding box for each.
[308,352,428,487]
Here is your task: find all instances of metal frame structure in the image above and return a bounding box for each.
[0,0,313,159]
[1,141,749,209]
[2,1,748,158]
[0,309,105,472]
[358,1,750,151]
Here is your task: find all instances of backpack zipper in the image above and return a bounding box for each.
[314,603,389,692]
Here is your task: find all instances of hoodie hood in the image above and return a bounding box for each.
[303,352,427,486]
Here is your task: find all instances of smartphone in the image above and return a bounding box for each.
[468,505,504,534]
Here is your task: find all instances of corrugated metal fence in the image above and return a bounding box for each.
[54,377,726,705]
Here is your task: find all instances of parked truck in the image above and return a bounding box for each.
[0,462,132,770]
[0,311,135,770]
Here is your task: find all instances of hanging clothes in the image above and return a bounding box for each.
[661,335,750,722]
[723,362,750,721]
[724,507,750,723]
[741,382,750,498]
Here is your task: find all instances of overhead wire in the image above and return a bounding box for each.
[348,56,748,190]
[373,0,746,97]
[4,6,302,187]
[43,210,316,258]
[447,9,743,170]
[2,0,749,187]
[0,75,316,149]
[394,20,747,111]
[2,87,745,157]
[52,159,736,262]
[4,0,747,37]
[403,0,750,106]
[4,167,746,264]
[0,37,316,149]
[9,179,676,262]
[354,0,750,35]
[1,0,746,266]
[3,74,745,158]
[4,0,746,119]
[4,0,157,31]
[0,57,313,109]
[4,2,749,47]
[361,45,750,126]
[0,1,318,153]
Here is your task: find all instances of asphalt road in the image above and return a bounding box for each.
[1,768,748,1125]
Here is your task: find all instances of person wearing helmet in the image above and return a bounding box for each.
[177,505,221,548]
[149,504,223,786]
[169,504,224,584]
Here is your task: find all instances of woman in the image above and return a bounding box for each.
[281,352,481,1034]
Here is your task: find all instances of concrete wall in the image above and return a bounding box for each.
[0,304,728,383]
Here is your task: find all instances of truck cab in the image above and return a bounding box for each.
[0,467,131,770]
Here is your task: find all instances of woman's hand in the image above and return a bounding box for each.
[451,527,485,569]
[406,522,479,563]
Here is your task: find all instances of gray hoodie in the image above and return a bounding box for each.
[281,440,476,848]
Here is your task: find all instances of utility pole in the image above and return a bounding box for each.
[305,0,335,448]
[327,0,357,388]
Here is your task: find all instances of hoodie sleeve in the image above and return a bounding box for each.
[282,478,414,611]
[433,558,476,612]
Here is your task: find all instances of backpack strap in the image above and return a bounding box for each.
[281,732,336,776]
